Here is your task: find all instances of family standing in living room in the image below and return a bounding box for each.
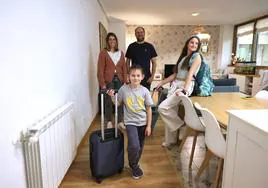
[96,29,205,180]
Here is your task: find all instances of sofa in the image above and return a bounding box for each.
[213,78,239,92]
[160,78,239,97]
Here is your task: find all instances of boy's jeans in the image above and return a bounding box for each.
[126,125,146,170]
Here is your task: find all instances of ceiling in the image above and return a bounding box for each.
[99,0,268,25]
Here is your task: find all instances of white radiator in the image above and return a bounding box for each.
[23,102,76,188]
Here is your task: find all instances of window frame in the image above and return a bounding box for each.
[233,14,268,62]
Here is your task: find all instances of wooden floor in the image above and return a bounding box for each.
[60,115,183,188]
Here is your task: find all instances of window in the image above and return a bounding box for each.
[236,23,254,61]
[236,34,253,61]
[234,15,268,65]
[256,18,268,65]
[256,31,268,65]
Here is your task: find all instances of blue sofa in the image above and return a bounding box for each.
[160,78,240,97]
[213,78,239,92]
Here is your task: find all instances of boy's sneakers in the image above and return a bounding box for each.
[118,122,126,130]
[107,121,113,128]
[132,167,144,180]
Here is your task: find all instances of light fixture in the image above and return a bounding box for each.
[191,25,211,54]
[191,25,211,42]
[192,12,200,16]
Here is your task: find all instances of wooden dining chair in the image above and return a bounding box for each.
[194,102,226,188]
[178,95,205,168]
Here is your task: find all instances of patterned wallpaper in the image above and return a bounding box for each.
[126,25,220,74]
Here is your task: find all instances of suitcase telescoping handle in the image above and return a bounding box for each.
[100,89,119,141]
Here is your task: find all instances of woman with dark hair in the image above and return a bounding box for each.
[156,36,202,147]
[97,32,128,129]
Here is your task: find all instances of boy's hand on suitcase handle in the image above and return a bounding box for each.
[106,89,115,97]
[106,89,120,105]
[145,125,151,137]
[100,89,118,95]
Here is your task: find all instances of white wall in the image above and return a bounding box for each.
[109,19,126,52]
[217,25,234,69]
[0,0,108,187]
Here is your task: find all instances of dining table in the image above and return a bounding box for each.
[190,92,268,128]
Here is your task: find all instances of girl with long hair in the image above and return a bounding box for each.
[156,36,202,147]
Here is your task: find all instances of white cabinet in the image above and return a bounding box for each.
[223,110,268,188]
[252,77,261,96]
[229,74,247,93]
[228,74,261,95]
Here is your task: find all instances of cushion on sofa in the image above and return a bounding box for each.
[213,85,239,92]
[213,78,236,86]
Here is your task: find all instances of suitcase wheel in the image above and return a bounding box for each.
[118,168,123,174]
[96,178,102,184]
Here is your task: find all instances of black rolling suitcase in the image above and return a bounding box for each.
[89,90,124,183]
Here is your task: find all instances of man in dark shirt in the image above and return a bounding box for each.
[126,27,157,91]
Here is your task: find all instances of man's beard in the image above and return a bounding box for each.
[137,37,144,42]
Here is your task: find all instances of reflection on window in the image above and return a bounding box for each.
[256,31,268,65]
[236,34,253,61]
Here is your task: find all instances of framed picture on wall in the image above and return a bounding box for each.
[154,73,162,80]
[99,22,107,50]
[201,43,208,54]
